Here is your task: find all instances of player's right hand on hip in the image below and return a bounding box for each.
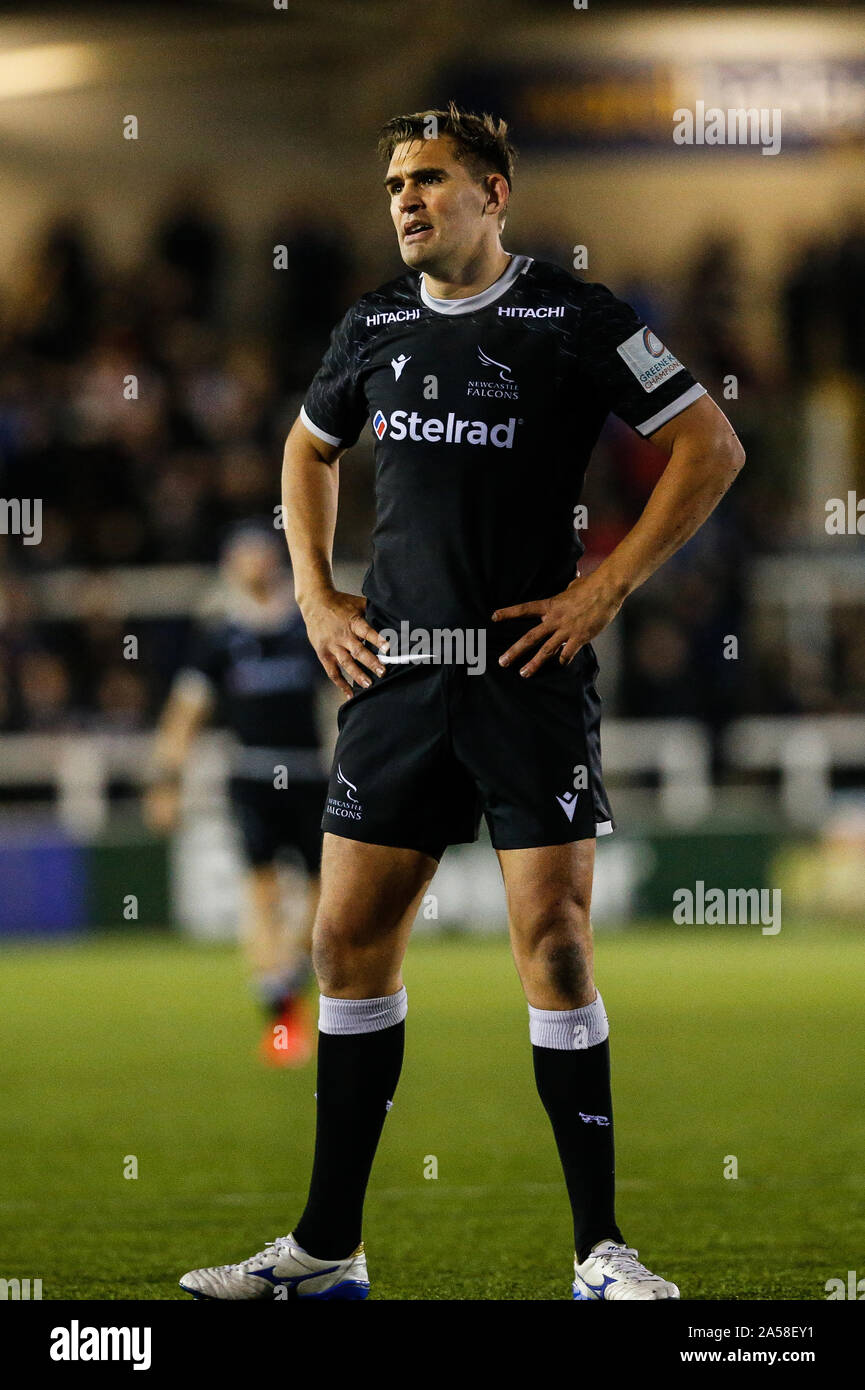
[302,591,389,699]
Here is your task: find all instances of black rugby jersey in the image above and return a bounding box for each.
[179,594,326,778]
[301,255,705,641]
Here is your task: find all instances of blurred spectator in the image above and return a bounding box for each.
[781,234,838,382]
[16,651,78,732]
[835,208,865,379]
[621,616,699,719]
[267,207,355,390]
[12,215,99,363]
[0,666,19,732]
[148,451,218,562]
[152,184,226,325]
[91,665,151,732]
[781,209,865,383]
[679,231,757,392]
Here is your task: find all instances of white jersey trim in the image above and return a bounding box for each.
[595,819,614,837]
[300,404,341,448]
[636,383,706,437]
[420,254,533,316]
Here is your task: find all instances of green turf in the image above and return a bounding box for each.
[1,923,863,1300]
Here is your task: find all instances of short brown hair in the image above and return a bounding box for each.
[377,100,516,191]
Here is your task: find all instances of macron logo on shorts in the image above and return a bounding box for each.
[373,410,388,439]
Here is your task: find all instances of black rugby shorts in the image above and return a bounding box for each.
[320,643,614,861]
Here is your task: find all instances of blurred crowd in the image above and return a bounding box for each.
[0,197,863,750]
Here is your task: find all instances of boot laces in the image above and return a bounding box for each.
[235,1236,293,1271]
[595,1245,659,1283]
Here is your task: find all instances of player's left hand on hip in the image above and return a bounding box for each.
[492,575,622,678]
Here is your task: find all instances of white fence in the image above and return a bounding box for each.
[1,714,864,835]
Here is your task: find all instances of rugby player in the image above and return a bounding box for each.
[180,104,744,1300]
[146,523,329,1066]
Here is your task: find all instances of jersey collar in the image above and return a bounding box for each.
[419,254,533,316]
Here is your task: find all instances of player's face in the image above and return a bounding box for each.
[385,137,496,273]
[224,537,280,591]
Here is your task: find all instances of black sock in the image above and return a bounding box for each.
[533,1038,625,1263]
[293,1020,405,1258]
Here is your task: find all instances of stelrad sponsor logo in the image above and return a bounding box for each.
[372,409,520,448]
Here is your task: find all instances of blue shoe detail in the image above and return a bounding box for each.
[253,1263,340,1291]
[302,1279,370,1301]
[572,1272,618,1301]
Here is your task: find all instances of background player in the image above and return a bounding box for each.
[145,523,329,1066]
[180,105,745,1300]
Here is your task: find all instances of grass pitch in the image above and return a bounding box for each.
[1,923,862,1300]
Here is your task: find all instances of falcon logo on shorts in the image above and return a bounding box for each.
[337,764,359,803]
[373,410,388,439]
[326,764,363,822]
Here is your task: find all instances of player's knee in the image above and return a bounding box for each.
[311,914,374,992]
[518,901,592,997]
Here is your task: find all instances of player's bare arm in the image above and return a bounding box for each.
[493,393,745,676]
[143,682,212,831]
[281,416,388,698]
